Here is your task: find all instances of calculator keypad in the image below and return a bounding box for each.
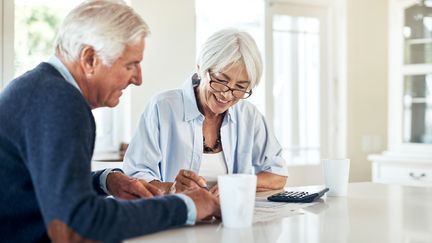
[273,191,309,199]
[267,188,329,203]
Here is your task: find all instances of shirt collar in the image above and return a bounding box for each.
[47,56,82,93]
[181,74,236,124]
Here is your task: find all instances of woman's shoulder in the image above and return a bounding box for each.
[231,100,261,116]
[150,89,183,106]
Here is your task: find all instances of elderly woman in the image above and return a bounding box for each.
[124,29,288,194]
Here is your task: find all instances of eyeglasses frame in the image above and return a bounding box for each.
[206,71,252,99]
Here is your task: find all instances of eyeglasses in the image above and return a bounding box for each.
[207,72,252,99]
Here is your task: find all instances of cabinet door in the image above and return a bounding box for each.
[403,74,432,144]
[402,1,432,145]
[404,1,432,65]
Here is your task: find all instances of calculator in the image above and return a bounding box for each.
[267,188,329,203]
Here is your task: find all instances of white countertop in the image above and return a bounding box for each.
[125,182,432,243]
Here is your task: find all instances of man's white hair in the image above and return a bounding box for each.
[55,0,149,65]
[196,28,263,88]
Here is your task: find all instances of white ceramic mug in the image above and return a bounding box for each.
[218,174,257,228]
[322,159,350,196]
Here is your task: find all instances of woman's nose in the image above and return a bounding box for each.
[220,90,234,100]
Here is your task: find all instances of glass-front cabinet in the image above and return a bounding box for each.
[369,0,432,186]
[403,1,432,144]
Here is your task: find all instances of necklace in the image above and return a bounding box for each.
[203,134,222,153]
[194,82,224,153]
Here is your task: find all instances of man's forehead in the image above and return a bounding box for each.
[119,39,145,61]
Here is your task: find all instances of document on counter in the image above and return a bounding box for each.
[253,197,316,223]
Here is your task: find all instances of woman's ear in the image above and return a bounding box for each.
[80,46,98,77]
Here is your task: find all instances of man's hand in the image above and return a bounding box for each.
[149,180,175,195]
[174,169,208,193]
[183,188,221,221]
[106,172,162,200]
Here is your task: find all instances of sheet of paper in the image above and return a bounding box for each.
[253,197,316,223]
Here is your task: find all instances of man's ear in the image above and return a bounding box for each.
[79,46,99,77]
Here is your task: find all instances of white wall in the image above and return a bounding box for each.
[347,0,388,181]
[130,0,196,133]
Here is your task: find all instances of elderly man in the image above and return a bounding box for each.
[0,1,220,242]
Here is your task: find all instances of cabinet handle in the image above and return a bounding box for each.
[408,172,426,180]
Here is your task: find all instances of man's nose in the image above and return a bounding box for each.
[130,64,142,86]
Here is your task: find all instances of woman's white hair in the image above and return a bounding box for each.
[196,28,263,89]
[55,0,149,65]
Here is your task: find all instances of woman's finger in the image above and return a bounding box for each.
[176,174,201,188]
[179,170,207,187]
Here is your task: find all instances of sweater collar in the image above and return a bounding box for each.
[47,56,82,93]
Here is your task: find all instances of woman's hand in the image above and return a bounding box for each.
[209,184,219,197]
[256,171,287,191]
[174,169,208,193]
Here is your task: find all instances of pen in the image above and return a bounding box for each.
[199,177,209,191]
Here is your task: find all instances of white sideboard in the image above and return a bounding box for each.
[369,152,432,186]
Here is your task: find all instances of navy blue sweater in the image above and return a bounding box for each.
[0,63,187,242]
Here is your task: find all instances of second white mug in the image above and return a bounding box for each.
[322,158,350,196]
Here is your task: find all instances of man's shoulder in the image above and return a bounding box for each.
[15,62,62,83]
[7,63,79,96]
[2,63,90,118]
[32,63,81,94]
[27,63,86,103]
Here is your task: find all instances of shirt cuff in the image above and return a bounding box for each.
[173,194,197,225]
[125,171,160,183]
[99,168,123,195]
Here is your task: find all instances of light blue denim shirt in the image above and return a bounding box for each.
[124,75,288,182]
[46,57,197,225]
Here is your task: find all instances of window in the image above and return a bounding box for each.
[272,15,321,165]
[1,0,129,152]
[268,3,335,166]
[14,1,74,75]
[0,1,3,90]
